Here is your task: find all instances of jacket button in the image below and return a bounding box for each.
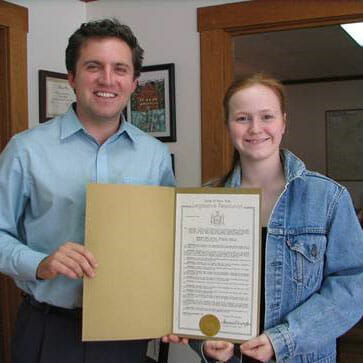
[311,244,318,257]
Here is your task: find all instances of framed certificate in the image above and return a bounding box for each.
[39,70,76,123]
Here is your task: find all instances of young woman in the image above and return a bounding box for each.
[164,73,363,362]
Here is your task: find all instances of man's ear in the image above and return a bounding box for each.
[68,72,75,88]
[131,78,138,93]
[67,72,76,94]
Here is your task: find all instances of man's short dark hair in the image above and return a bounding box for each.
[66,18,144,78]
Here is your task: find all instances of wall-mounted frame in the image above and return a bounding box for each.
[127,63,176,142]
[39,70,76,123]
[326,108,363,181]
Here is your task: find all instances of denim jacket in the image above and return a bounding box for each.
[190,149,363,363]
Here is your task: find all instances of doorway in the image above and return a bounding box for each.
[197,1,363,183]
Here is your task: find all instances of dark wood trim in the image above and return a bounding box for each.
[198,1,363,183]
[198,1,363,33]
[0,1,28,32]
[282,75,363,85]
[0,26,10,153]
[8,26,28,136]
[200,29,234,182]
[0,2,28,363]
[0,1,28,137]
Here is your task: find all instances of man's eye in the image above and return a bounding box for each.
[115,67,127,74]
[86,64,98,71]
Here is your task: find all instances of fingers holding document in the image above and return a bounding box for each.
[203,340,234,362]
[240,333,274,362]
[161,334,189,345]
[36,241,98,280]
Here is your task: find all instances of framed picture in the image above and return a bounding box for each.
[326,108,363,181]
[39,70,76,123]
[127,63,176,142]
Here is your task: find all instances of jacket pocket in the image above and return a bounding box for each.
[286,232,326,289]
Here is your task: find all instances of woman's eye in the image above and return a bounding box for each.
[236,116,249,123]
[262,114,274,120]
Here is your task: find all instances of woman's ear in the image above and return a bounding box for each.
[282,112,287,134]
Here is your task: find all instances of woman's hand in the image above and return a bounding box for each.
[161,334,188,345]
[240,333,274,362]
[204,340,234,361]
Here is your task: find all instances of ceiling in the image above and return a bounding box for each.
[234,24,363,83]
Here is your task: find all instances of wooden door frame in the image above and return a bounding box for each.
[197,1,363,183]
[0,0,28,148]
[0,2,28,362]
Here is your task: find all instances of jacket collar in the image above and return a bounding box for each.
[282,149,306,183]
[225,149,306,187]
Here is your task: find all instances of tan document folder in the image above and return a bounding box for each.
[82,184,261,342]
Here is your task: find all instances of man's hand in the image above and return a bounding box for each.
[36,241,98,280]
[240,333,274,362]
[161,335,189,345]
[204,340,234,362]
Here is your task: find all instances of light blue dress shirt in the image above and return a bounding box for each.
[0,105,175,308]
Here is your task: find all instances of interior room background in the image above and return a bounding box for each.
[5,1,363,362]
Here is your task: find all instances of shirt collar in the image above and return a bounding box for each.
[60,104,85,140]
[118,116,138,143]
[60,104,137,144]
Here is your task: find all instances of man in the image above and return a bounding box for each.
[0,19,175,363]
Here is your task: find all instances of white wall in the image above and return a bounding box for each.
[285,80,363,208]
[10,0,86,129]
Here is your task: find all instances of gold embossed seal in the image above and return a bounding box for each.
[199,314,220,337]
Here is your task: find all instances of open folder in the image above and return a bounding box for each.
[82,184,261,343]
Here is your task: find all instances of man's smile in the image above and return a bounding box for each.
[94,91,117,98]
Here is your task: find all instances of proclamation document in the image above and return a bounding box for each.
[173,191,261,342]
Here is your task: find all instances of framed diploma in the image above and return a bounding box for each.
[83,185,261,343]
[39,70,76,123]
